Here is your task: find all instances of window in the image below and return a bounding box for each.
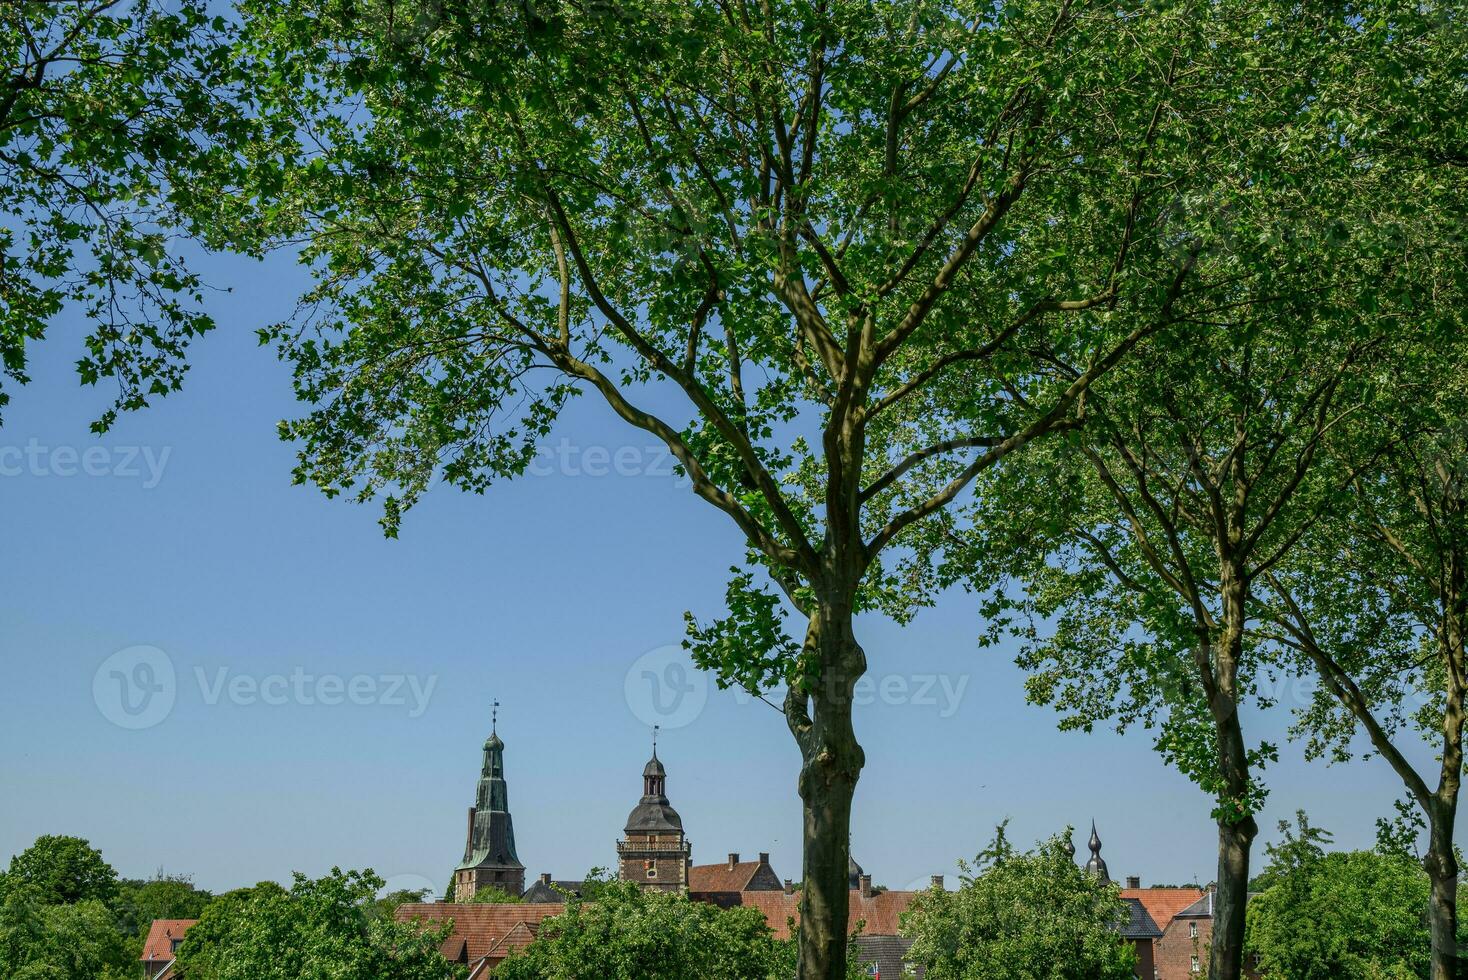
[646,868,657,879]
[170,939,182,953]
[1191,956,1200,973]
[1190,923,1198,939]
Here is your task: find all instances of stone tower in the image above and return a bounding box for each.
[617,744,690,893]
[453,714,525,902]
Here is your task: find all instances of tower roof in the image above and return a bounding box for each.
[457,720,522,872]
[1084,821,1109,884]
[625,749,682,833]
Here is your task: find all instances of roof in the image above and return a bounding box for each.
[624,800,684,833]
[740,888,918,940]
[140,920,198,962]
[688,861,767,894]
[395,903,564,963]
[521,878,583,903]
[1119,898,1163,939]
[1119,887,1207,934]
[854,934,920,979]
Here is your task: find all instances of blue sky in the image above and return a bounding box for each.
[0,246,1451,898]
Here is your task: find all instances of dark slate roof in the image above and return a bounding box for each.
[848,855,864,889]
[1119,897,1163,940]
[854,935,921,979]
[1176,890,1214,918]
[625,800,684,833]
[521,879,583,904]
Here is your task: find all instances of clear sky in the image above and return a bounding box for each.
[0,246,1453,899]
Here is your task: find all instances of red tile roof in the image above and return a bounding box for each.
[1119,887,1206,934]
[140,920,198,963]
[688,861,765,894]
[740,888,918,940]
[394,903,564,963]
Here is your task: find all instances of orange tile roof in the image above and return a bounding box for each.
[140,920,198,963]
[394,903,564,963]
[1119,887,1206,934]
[740,889,918,940]
[688,861,765,894]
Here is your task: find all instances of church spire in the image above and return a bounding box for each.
[453,705,524,901]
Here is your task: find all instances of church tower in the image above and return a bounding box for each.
[453,708,525,902]
[617,733,690,893]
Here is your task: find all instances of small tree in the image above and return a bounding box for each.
[1245,815,1435,980]
[466,885,522,905]
[0,882,132,980]
[902,826,1136,980]
[113,872,213,939]
[174,869,461,980]
[494,878,835,980]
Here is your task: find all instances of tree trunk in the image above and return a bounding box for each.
[1425,806,1461,980]
[1211,811,1257,980]
[792,607,867,980]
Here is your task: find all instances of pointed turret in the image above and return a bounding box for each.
[1084,821,1110,884]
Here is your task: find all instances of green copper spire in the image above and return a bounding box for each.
[456,703,521,872]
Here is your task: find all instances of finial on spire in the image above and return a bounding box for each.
[1085,820,1110,884]
[492,699,500,735]
[652,724,660,757]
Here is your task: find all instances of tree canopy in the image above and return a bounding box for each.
[173,869,460,980]
[5,836,118,908]
[901,827,1137,980]
[0,0,249,429]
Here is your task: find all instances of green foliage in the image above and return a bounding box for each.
[494,879,813,980]
[902,826,1137,980]
[1245,818,1438,980]
[0,1,253,430]
[6,836,118,908]
[113,873,213,938]
[0,881,131,980]
[368,888,433,922]
[466,885,523,905]
[174,869,462,980]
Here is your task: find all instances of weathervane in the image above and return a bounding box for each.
[652,724,660,756]
[492,699,500,735]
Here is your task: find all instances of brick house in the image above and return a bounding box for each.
[140,919,197,979]
[688,852,782,908]
[396,903,566,977]
[1149,889,1263,980]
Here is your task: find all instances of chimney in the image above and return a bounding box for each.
[1125,875,1141,889]
[540,873,552,885]
[930,875,944,890]
[728,852,740,870]
[858,874,873,898]
[784,878,794,895]
[758,852,770,866]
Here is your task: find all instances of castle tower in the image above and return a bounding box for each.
[616,737,690,893]
[453,709,525,902]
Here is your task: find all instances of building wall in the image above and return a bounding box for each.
[455,866,526,903]
[1153,917,1261,980]
[617,832,689,893]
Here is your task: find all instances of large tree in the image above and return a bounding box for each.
[228,0,1324,975]
[1254,345,1468,979]
[5,835,118,908]
[0,0,246,429]
[959,230,1417,974]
